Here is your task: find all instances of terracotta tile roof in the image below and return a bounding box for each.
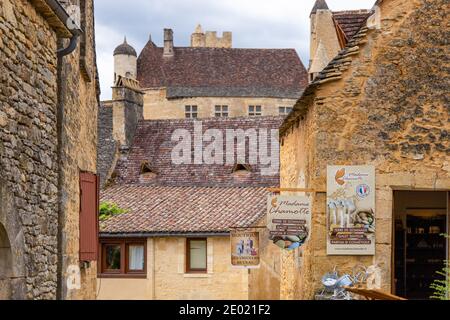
[100,185,269,234]
[137,42,308,99]
[114,116,283,187]
[280,25,371,137]
[333,10,373,41]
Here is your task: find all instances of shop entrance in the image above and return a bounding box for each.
[393,191,449,299]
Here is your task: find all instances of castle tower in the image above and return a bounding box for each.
[309,0,340,81]
[190,25,232,48]
[113,37,137,83]
[191,24,206,47]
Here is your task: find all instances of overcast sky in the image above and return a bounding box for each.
[95,0,376,100]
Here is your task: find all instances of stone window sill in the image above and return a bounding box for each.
[183,273,212,278]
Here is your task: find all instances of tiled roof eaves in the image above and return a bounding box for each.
[166,86,304,100]
[280,25,370,138]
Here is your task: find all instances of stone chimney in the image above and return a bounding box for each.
[309,0,340,81]
[112,77,144,149]
[163,28,174,57]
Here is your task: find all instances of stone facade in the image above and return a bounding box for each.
[0,0,99,299]
[0,0,59,299]
[97,237,248,300]
[259,0,449,300]
[56,0,100,300]
[142,89,297,120]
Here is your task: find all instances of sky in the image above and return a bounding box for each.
[95,0,376,100]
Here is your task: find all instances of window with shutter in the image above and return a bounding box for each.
[79,172,99,262]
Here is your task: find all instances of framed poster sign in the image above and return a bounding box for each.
[230,230,260,268]
[327,165,375,255]
[267,195,311,250]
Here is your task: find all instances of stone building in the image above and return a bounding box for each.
[105,27,308,120]
[0,0,100,299]
[97,87,282,298]
[250,0,449,300]
[309,0,373,81]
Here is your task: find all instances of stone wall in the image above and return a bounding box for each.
[277,0,449,299]
[143,89,297,120]
[56,0,99,300]
[0,0,59,299]
[97,237,249,300]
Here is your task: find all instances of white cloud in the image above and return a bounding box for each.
[95,0,376,100]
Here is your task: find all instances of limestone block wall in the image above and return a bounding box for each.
[57,0,100,300]
[0,0,59,299]
[142,89,297,120]
[279,0,449,299]
[97,237,249,300]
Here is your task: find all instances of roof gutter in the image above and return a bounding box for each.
[99,232,231,238]
[43,0,83,57]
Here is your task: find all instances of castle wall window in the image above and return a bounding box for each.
[185,105,198,118]
[279,106,293,115]
[248,105,262,116]
[99,238,146,278]
[215,105,228,117]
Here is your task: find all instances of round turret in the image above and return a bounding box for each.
[113,37,137,83]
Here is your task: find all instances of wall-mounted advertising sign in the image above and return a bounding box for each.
[230,230,260,268]
[327,165,375,255]
[267,195,311,250]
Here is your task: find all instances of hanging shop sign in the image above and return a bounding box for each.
[230,230,260,268]
[267,195,311,250]
[326,165,375,255]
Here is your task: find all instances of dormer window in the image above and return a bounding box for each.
[139,161,157,182]
[231,164,252,174]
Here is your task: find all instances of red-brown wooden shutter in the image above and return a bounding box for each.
[79,171,99,261]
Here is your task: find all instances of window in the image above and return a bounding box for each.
[99,239,146,277]
[215,105,228,117]
[186,238,207,273]
[248,105,262,116]
[279,106,293,115]
[185,105,198,118]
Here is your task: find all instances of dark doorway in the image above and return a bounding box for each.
[393,191,449,300]
[0,223,12,300]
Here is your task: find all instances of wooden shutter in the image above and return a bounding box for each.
[79,171,99,261]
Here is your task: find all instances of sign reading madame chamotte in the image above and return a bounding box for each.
[327,165,375,255]
[267,195,311,250]
[230,230,260,268]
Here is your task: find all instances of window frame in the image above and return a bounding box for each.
[186,238,208,274]
[185,105,198,119]
[279,106,293,115]
[215,105,229,117]
[98,238,147,278]
[248,105,262,116]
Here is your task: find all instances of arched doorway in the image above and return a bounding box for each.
[0,223,12,299]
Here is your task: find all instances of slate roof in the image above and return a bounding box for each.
[333,10,373,41]
[310,0,329,15]
[113,116,283,187]
[137,42,308,99]
[280,25,371,137]
[100,185,269,234]
[114,38,137,57]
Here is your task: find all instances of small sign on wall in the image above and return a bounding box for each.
[327,165,376,255]
[230,230,260,268]
[267,195,311,250]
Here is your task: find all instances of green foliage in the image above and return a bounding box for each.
[99,202,127,221]
[430,234,449,300]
